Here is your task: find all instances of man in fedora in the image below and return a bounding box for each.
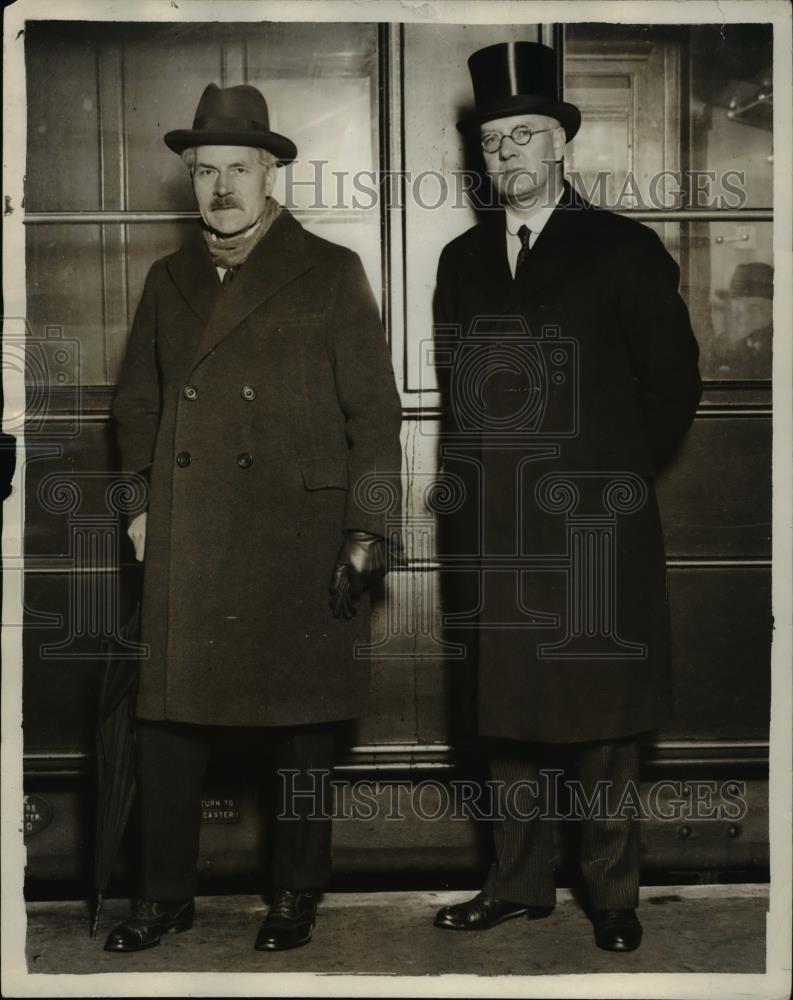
[106,83,402,953]
[714,261,773,378]
[432,42,701,951]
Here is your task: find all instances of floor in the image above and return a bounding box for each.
[21,884,768,977]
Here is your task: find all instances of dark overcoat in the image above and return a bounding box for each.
[113,208,403,727]
[434,182,702,744]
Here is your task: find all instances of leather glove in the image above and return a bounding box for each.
[329,530,387,620]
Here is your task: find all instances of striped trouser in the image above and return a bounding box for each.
[483,737,641,909]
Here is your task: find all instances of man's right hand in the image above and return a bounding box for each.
[128,512,147,562]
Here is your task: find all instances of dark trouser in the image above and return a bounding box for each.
[136,718,338,901]
[483,737,641,910]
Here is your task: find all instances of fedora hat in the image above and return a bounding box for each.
[459,41,581,142]
[715,262,774,300]
[164,83,297,164]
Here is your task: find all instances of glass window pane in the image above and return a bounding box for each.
[684,221,773,381]
[25,21,381,216]
[123,26,224,213]
[269,75,377,213]
[25,24,102,212]
[26,224,105,386]
[565,23,773,210]
[688,24,773,209]
[639,219,772,381]
[121,22,379,213]
[246,22,379,213]
[564,25,683,210]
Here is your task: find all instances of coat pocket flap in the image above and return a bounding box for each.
[298,456,349,491]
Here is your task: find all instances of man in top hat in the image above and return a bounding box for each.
[432,42,702,950]
[715,261,773,379]
[106,83,402,953]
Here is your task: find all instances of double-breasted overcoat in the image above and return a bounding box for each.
[434,183,702,743]
[113,208,403,727]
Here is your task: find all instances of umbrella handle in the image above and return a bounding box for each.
[90,893,103,939]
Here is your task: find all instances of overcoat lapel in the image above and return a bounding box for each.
[465,213,515,312]
[166,231,222,326]
[466,182,596,315]
[506,182,593,312]
[178,209,315,372]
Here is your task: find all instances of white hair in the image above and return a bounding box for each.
[180,146,277,176]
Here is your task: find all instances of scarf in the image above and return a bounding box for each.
[202,197,281,269]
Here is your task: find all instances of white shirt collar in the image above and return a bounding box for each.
[504,185,564,239]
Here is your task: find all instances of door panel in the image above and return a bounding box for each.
[666,567,771,740]
[657,416,771,558]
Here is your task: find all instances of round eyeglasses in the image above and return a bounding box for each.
[480,125,556,154]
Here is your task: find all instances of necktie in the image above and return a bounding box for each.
[516,224,532,277]
[221,266,237,287]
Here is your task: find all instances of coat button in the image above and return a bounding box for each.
[241,384,256,401]
[183,384,199,400]
[176,451,192,467]
[237,452,253,469]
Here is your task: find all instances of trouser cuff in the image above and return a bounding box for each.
[483,865,556,908]
[139,877,197,902]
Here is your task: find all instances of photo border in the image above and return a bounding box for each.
[2,1,791,997]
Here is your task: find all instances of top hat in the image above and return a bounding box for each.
[715,262,774,300]
[164,84,297,164]
[460,41,581,142]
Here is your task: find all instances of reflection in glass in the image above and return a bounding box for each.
[684,223,772,381]
[564,71,633,208]
[564,25,682,210]
[710,261,772,380]
[688,24,773,209]
[565,23,773,210]
[121,21,380,214]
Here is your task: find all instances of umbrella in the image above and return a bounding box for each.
[0,430,16,501]
[91,602,141,939]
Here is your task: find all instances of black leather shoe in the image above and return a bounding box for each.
[255,889,317,951]
[592,909,643,951]
[434,891,553,930]
[103,898,194,953]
